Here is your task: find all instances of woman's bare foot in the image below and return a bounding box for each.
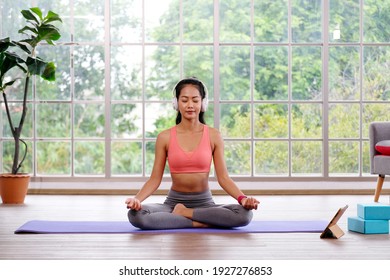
[173,204,210,228]
[192,221,209,228]
[172,203,192,218]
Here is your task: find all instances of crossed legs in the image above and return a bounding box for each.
[128,203,253,230]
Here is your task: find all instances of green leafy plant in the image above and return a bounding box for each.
[0,7,62,174]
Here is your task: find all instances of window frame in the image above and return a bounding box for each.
[0,0,389,182]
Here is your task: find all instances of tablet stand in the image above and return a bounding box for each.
[320,205,349,239]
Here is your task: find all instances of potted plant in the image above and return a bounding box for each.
[0,7,62,203]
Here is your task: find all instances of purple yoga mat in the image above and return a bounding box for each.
[15,220,328,234]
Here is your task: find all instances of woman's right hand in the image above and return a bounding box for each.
[125,197,142,211]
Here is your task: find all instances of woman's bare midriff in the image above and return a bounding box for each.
[170,172,210,193]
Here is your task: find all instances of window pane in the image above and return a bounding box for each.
[292,47,322,100]
[111,46,142,101]
[111,0,142,43]
[145,141,170,176]
[183,0,213,42]
[254,141,288,175]
[254,104,288,138]
[292,104,322,139]
[1,1,32,39]
[34,0,71,42]
[220,104,251,138]
[224,141,251,175]
[1,73,32,101]
[219,0,251,42]
[36,104,71,138]
[364,0,390,43]
[75,141,104,175]
[183,46,214,99]
[292,141,322,175]
[37,141,70,175]
[2,140,32,174]
[36,46,71,101]
[329,46,360,101]
[111,141,142,175]
[74,104,105,138]
[56,9,71,43]
[363,46,390,101]
[145,45,180,101]
[362,104,390,138]
[74,0,104,42]
[145,103,176,138]
[111,103,142,139]
[2,103,32,138]
[292,0,322,43]
[254,46,288,100]
[220,46,251,101]
[74,46,105,100]
[329,141,359,175]
[0,0,70,42]
[329,104,360,139]
[254,0,288,42]
[145,141,154,176]
[204,104,215,127]
[362,141,370,175]
[145,0,179,42]
[329,0,360,42]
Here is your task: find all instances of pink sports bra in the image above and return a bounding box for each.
[167,125,212,173]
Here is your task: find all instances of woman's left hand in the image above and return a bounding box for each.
[241,196,260,210]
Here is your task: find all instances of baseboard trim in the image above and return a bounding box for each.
[27,188,389,196]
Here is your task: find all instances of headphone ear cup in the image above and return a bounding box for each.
[172,97,178,111]
[201,97,208,112]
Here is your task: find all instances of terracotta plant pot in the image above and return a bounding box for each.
[0,173,30,204]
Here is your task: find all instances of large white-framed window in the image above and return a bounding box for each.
[1,0,390,180]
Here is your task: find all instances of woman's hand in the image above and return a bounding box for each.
[125,198,142,211]
[241,196,260,210]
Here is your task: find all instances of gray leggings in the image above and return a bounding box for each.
[128,190,253,230]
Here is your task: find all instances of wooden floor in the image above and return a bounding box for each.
[1,194,390,260]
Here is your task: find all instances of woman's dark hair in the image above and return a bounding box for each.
[174,77,207,125]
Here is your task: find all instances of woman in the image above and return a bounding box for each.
[125,77,259,229]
